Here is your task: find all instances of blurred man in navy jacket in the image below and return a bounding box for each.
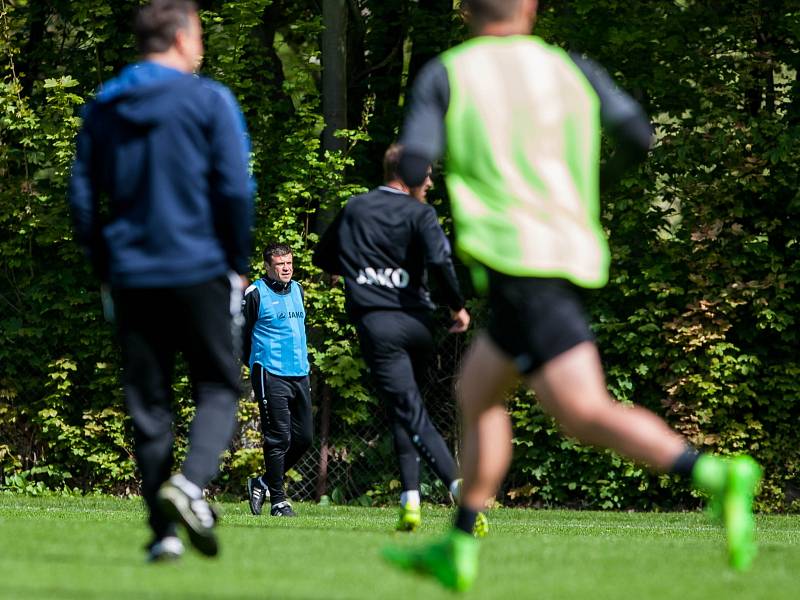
[69,0,253,562]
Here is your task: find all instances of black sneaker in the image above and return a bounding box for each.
[247,477,270,516]
[157,475,219,557]
[270,501,296,517]
[146,536,184,563]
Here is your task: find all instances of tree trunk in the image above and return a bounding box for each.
[322,0,348,155]
[355,1,407,184]
[315,0,349,234]
[315,382,332,501]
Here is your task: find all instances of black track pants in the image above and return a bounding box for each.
[355,310,458,491]
[251,364,313,504]
[114,274,242,539]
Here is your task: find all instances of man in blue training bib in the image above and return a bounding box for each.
[242,243,312,517]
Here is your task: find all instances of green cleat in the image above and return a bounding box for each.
[396,503,422,532]
[382,529,479,592]
[473,511,489,538]
[724,456,762,571]
[693,454,762,571]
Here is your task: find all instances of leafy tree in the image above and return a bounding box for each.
[1,0,798,511]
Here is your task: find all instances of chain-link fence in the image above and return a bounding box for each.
[1,303,468,505]
[235,330,468,506]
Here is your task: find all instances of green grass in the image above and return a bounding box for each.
[1,495,799,599]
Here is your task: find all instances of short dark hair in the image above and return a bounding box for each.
[134,0,198,54]
[460,0,522,23]
[263,243,292,265]
[383,144,403,183]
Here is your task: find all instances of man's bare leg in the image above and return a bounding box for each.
[457,334,519,512]
[457,338,686,523]
[528,341,686,470]
[525,341,761,571]
[384,340,761,589]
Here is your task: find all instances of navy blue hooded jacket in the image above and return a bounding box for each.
[69,61,254,287]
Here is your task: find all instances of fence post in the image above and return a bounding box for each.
[316,382,332,501]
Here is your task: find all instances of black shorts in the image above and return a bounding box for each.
[486,270,594,375]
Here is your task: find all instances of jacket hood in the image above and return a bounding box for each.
[95,61,191,125]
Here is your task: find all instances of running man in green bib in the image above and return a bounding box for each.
[382,0,761,591]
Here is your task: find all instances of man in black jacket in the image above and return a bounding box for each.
[314,144,482,534]
[69,0,253,561]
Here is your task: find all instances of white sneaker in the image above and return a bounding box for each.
[147,536,184,562]
[157,475,219,557]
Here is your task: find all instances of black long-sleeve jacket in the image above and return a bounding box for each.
[313,186,464,316]
[398,53,653,190]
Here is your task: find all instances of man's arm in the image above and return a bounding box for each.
[569,54,653,190]
[241,284,260,365]
[68,105,108,280]
[312,206,345,274]
[398,59,450,187]
[207,83,254,276]
[418,206,465,313]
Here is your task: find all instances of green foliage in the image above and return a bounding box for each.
[0,0,375,499]
[1,0,799,512]
[0,11,129,492]
[514,0,800,511]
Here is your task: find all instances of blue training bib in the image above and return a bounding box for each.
[249,279,309,376]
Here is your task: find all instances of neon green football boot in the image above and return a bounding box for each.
[693,454,762,571]
[382,528,480,592]
[472,511,489,538]
[396,502,422,532]
[693,454,728,523]
[723,456,762,571]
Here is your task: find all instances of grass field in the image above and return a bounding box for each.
[1,495,798,600]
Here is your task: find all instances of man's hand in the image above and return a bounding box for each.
[449,308,470,333]
[239,275,249,290]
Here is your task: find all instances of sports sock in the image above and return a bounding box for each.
[454,506,478,535]
[670,446,700,477]
[258,475,269,489]
[400,490,420,507]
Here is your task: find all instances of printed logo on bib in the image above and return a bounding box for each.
[278,311,305,320]
[356,267,410,289]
